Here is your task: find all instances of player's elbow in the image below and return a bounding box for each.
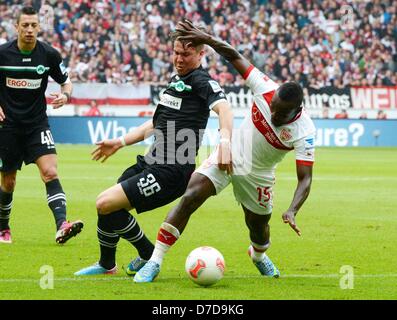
[214,102,233,116]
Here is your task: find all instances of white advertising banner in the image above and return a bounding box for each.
[46,81,151,105]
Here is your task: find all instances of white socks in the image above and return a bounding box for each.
[249,241,271,262]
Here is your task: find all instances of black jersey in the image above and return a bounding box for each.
[146,66,227,165]
[0,39,69,126]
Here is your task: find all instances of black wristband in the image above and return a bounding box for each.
[63,92,71,103]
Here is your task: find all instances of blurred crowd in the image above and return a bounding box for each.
[0,0,396,88]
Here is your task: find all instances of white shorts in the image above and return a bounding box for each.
[195,150,274,215]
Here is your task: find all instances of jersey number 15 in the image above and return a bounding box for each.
[257,186,271,208]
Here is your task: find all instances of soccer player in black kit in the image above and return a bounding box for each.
[0,7,83,244]
[75,29,233,275]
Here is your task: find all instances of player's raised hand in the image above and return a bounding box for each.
[50,92,68,109]
[217,139,233,174]
[175,19,210,47]
[0,106,5,121]
[282,211,301,236]
[91,139,123,163]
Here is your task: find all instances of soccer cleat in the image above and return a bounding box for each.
[133,261,160,283]
[125,257,147,276]
[74,262,117,276]
[0,229,12,244]
[55,220,84,244]
[252,253,280,278]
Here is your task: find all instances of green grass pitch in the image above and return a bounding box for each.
[0,145,396,300]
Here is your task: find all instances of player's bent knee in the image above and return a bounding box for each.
[1,173,17,192]
[1,180,16,193]
[41,168,59,183]
[96,195,111,215]
[245,212,271,231]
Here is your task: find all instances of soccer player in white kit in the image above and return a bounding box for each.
[133,20,315,282]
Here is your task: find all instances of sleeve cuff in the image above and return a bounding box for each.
[296,160,314,166]
[242,64,255,80]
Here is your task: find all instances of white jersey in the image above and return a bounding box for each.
[232,65,316,180]
[196,65,316,215]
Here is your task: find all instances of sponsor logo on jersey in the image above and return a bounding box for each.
[159,93,182,110]
[251,104,293,151]
[59,61,67,75]
[208,80,222,93]
[304,136,315,149]
[6,77,42,89]
[280,128,292,141]
[169,80,192,92]
[36,64,46,75]
[22,58,31,62]
[252,106,262,122]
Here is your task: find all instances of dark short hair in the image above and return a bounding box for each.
[278,82,304,109]
[17,6,38,23]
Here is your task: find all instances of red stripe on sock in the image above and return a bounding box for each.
[252,245,266,253]
[157,228,177,246]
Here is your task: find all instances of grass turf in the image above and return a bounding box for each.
[0,145,396,300]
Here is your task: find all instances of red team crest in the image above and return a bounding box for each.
[280,128,292,141]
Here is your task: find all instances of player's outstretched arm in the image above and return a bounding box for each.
[282,164,313,236]
[92,119,154,163]
[175,20,251,77]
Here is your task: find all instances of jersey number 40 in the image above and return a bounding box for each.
[41,130,55,146]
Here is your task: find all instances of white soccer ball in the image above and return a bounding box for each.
[185,246,225,287]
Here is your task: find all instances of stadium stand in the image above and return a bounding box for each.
[1,0,396,118]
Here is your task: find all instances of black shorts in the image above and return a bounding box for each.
[0,122,56,172]
[118,155,195,214]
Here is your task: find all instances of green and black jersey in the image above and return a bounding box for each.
[147,66,228,165]
[0,39,69,126]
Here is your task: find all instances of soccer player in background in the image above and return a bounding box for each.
[74,27,233,275]
[134,20,315,282]
[0,6,83,244]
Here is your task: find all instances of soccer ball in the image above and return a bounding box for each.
[185,246,225,287]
